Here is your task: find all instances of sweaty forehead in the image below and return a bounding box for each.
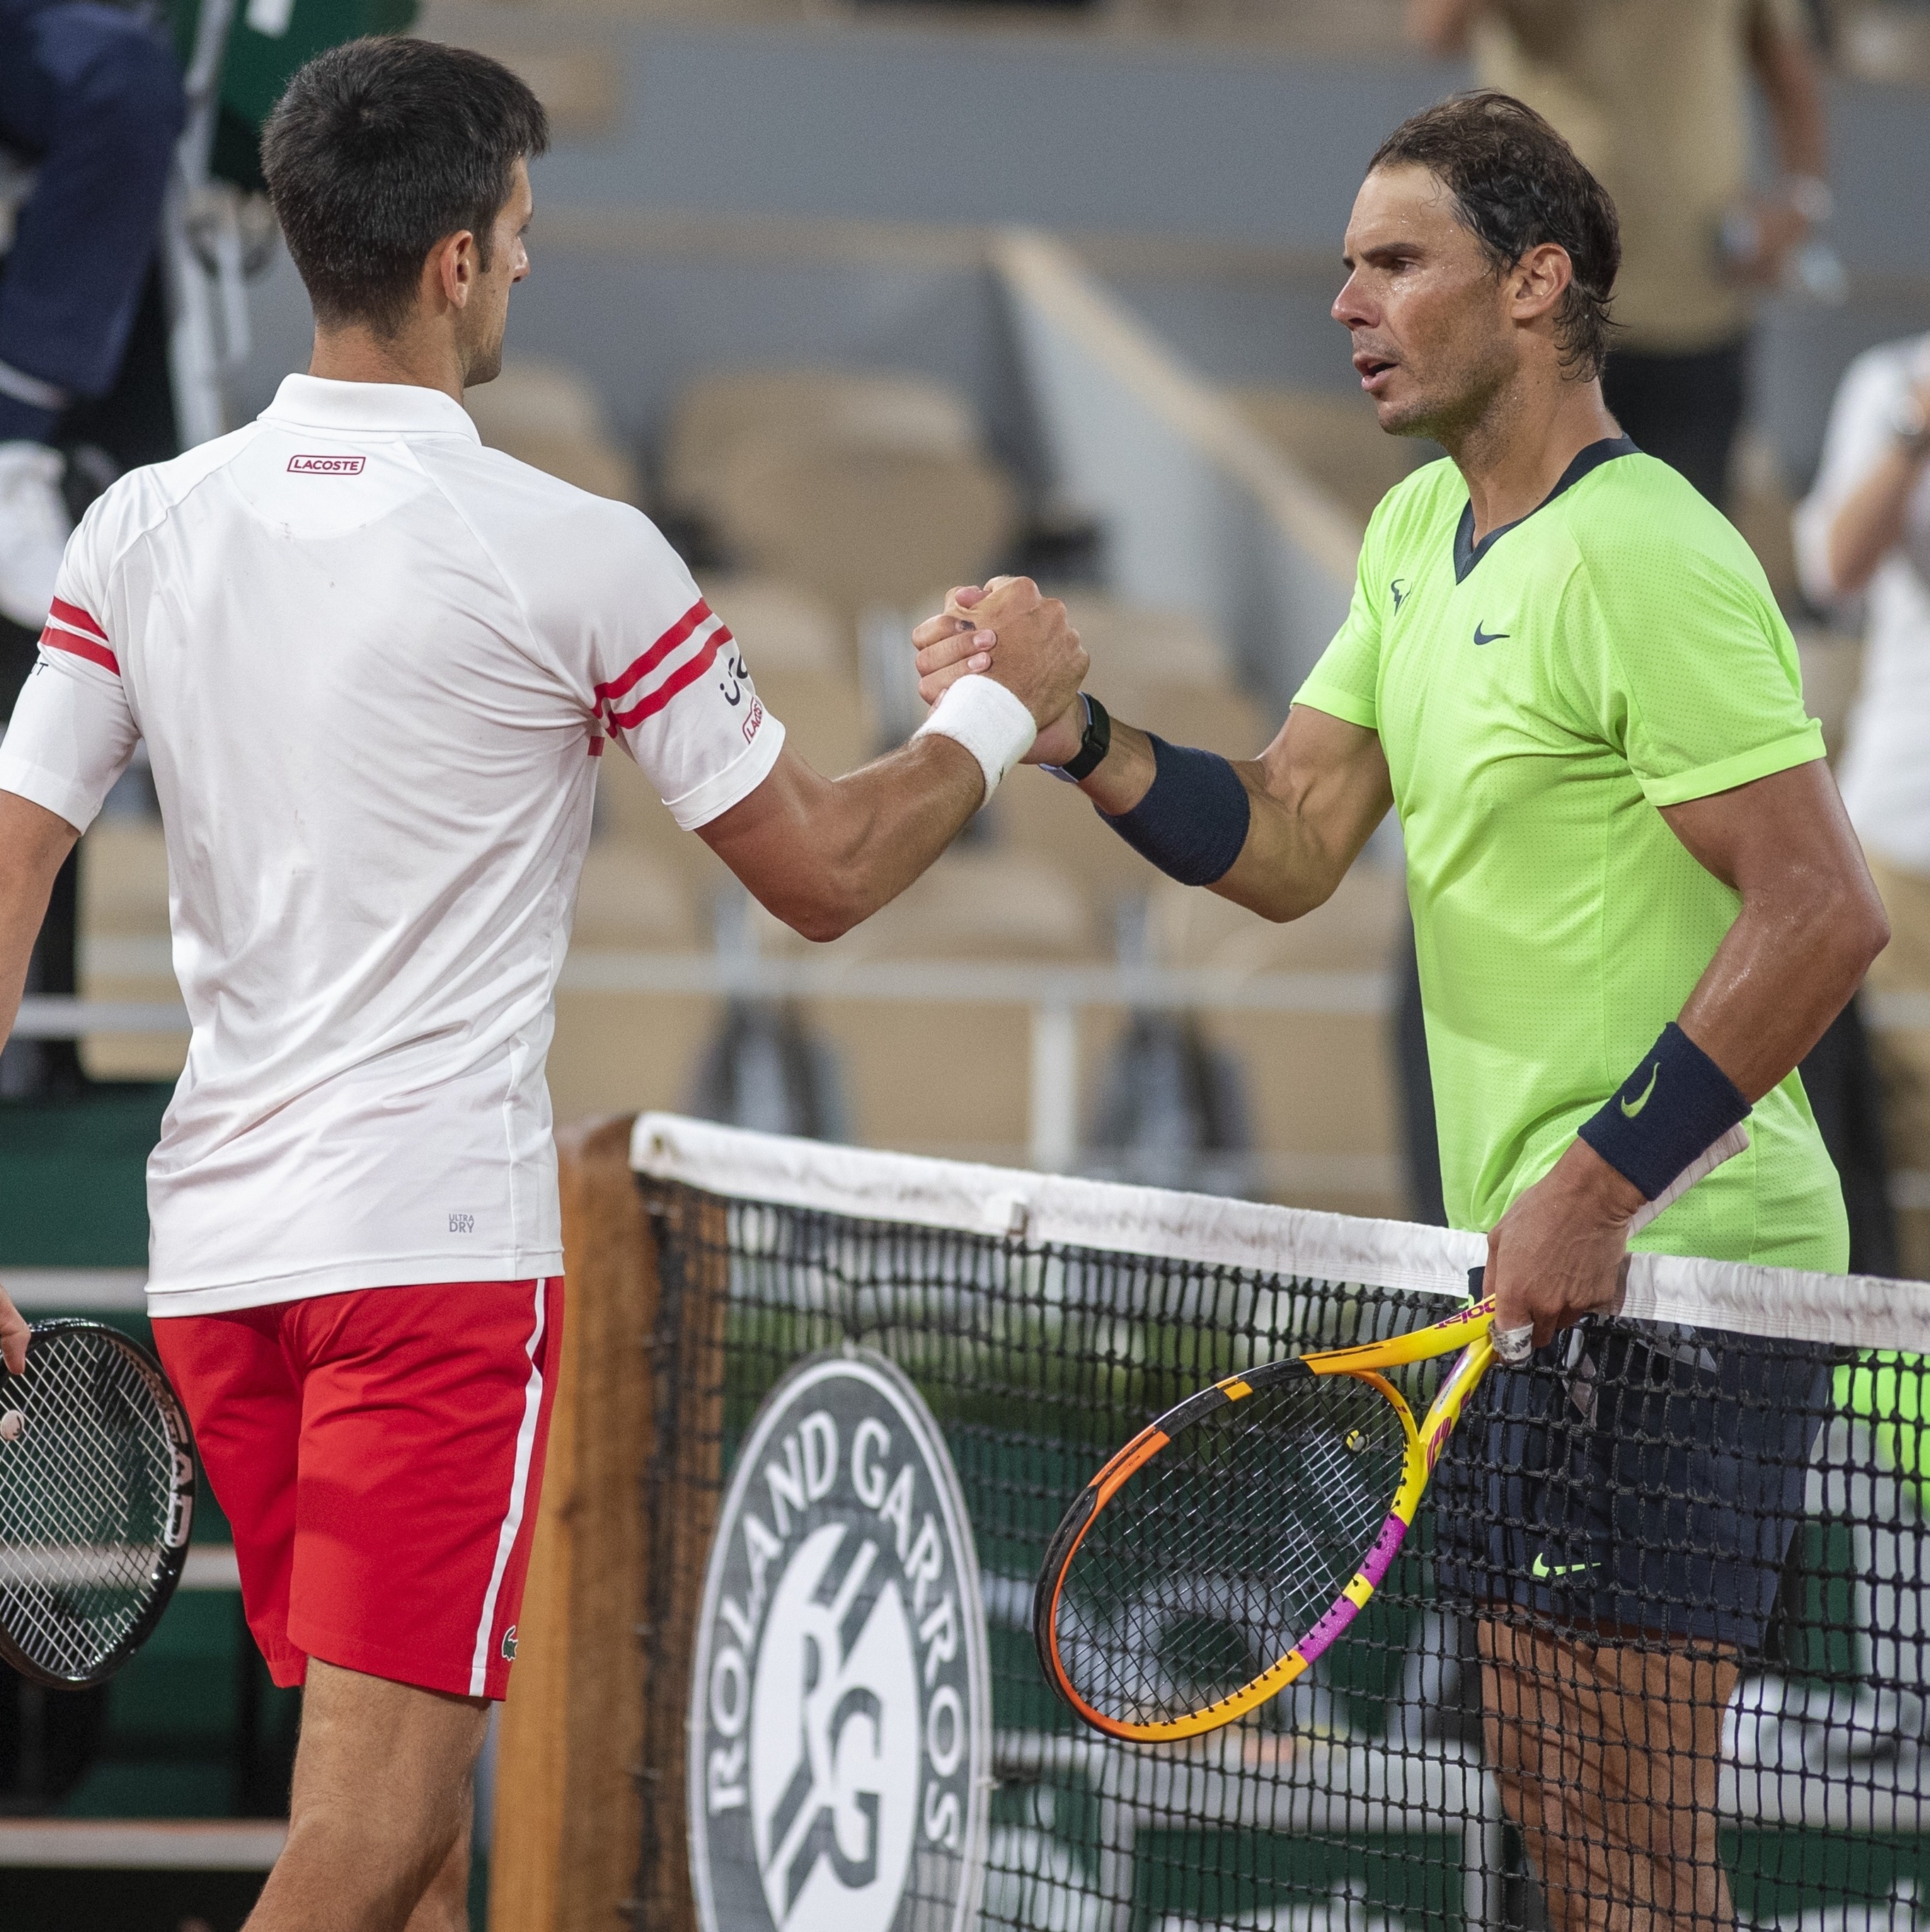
[1345,163,1470,256]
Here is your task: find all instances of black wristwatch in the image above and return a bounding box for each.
[1043,694,1111,783]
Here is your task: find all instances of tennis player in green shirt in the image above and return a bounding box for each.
[915,91,1889,1932]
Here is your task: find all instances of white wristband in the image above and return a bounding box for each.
[913,674,1038,805]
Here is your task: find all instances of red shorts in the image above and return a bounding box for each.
[153,1277,562,1701]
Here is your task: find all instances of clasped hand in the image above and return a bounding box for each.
[912,582,1086,766]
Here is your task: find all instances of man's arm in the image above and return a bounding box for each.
[911,597,1393,921]
[0,790,83,1373]
[1735,4,1832,285]
[1063,705,1394,923]
[1486,759,1889,1346]
[703,578,1086,939]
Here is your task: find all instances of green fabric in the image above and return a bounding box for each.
[170,0,420,188]
[1837,1356,1930,1511]
[1295,447,1844,1270]
[0,1086,171,1267]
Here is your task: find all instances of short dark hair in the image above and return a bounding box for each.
[1368,92,1620,379]
[263,37,550,336]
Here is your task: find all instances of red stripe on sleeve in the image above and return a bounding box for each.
[49,598,108,644]
[40,623,121,677]
[594,601,713,710]
[608,632,720,732]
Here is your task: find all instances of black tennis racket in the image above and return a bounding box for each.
[0,1320,195,1687]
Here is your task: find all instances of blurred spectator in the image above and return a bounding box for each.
[1797,335,1930,1262]
[1408,0,1832,507]
[0,0,184,629]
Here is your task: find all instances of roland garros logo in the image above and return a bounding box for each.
[689,1352,989,1932]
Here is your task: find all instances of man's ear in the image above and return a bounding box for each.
[1509,241,1574,325]
[430,230,480,311]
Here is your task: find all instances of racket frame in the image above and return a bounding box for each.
[1034,1301,1498,1743]
[0,1319,197,1689]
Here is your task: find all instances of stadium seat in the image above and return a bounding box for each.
[1145,864,1406,1214]
[1233,385,1425,529]
[568,845,699,952]
[464,357,641,505]
[709,441,1021,616]
[661,369,983,524]
[796,847,1102,1160]
[697,574,847,674]
[1059,592,1236,690]
[72,818,178,1082]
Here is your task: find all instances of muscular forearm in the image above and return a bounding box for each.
[700,737,986,942]
[1825,445,1929,595]
[1662,764,1889,1101]
[1073,707,1392,922]
[1676,868,1885,1102]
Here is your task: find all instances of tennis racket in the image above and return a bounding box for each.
[1032,1127,1747,1742]
[0,1321,195,1688]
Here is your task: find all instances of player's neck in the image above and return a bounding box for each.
[1447,372,1621,546]
[307,326,468,406]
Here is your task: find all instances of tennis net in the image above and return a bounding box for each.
[629,1112,1930,1932]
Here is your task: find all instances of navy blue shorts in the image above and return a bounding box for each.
[1432,1318,1834,1650]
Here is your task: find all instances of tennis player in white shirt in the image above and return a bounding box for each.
[0,36,1082,1931]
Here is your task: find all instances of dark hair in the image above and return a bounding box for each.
[262,37,550,336]
[1369,91,1619,379]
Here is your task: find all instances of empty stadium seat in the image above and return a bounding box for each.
[662,369,983,523]
[1234,385,1425,529]
[711,442,1020,616]
[465,357,642,505]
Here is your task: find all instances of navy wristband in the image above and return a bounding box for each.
[1099,736,1251,887]
[1576,1023,1750,1202]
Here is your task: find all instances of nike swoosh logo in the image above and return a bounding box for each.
[1530,1553,1593,1580]
[1473,623,1509,647]
[1620,1063,1660,1118]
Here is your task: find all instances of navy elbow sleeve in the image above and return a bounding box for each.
[1100,737,1251,887]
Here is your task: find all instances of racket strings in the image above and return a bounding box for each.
[0,1330,183,1681]
[1055,1374,1410,1727]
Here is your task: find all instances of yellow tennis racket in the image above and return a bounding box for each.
[1031,1128,1746,1743]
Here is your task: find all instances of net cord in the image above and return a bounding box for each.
[631,1114,1930,1354]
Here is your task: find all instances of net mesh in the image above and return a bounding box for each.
[634,1138,1930,1932]
[0,1326,185,1684]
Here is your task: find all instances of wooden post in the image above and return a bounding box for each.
[488,1117,731,1932]
[489,1115,653,1932]
[626,1186,730,1932]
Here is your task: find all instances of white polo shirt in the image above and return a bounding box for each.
[0,375,784,1313]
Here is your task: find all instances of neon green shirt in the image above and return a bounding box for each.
[1295,439,1846,1271]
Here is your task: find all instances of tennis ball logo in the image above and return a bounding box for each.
[690,1352,989,1932]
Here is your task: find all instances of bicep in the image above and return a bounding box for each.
[1214,704,1391,920]
[1258,703,1394,856]
[1658,759,1862,897]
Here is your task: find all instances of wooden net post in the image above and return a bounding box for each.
[488,1116,730,1932]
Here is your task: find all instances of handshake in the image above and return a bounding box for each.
[912,577,1091,770]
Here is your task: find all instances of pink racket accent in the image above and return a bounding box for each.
[1292,1509,1413,1666]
